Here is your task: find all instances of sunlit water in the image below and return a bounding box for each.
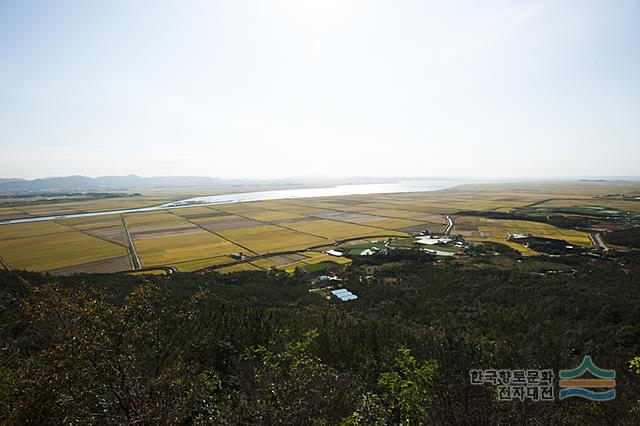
[0,179,471,225]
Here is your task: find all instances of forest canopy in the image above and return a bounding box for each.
[1,252,639,424]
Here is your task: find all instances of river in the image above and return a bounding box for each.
[0,179,470,225]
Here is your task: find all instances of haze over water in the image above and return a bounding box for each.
[0,179,471,225]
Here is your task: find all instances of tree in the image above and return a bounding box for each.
[233,329,360,425]
[1,280,216,424]
[378,348,439,425]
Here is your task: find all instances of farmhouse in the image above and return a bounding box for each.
[318,274,341,282]
[415,235,452,245]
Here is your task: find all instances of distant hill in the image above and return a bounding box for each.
[0,175,234,192]
[0,178,22,184]
[0,175,401,193]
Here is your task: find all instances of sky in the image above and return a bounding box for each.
[0,0,639,180]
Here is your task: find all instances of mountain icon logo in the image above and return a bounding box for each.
[559,356,616,401]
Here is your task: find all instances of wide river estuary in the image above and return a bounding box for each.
[0,179,474,225]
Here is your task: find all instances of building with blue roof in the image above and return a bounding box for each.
[330,288,358,302]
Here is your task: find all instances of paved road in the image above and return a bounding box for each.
[132,266,176,275]
[443,215,453,235]
[0,256,10,271]
[121,215,141,269]
[591,232,609,251]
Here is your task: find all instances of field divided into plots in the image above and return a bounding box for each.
[1,182,637,273]
[0,219,129,273]
[452,216,593,254]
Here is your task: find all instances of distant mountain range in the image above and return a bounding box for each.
[0,175,248,192]
[0,175,401,193]
[2,175,639,193]
[0,178,23,184]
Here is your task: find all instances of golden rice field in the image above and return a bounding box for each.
[172,256,236,272]
[216,225,331,254]
[452,216,593,254]
[123,211,179,225]
[1,181,638,273]
[61,214,124,230]
[129,268,170,276]
[0,208,31,220]
[0,221,71,240]
[239,210,305,222]
[212,202,267,214]
[252,203,329,216]
[188,214,255,226]
[283,219,406,240]
[280,252,352,273]
[249,254,307,270]
[362,218,424,230]
[133,231,245,267]
[0,230,127,272]
[364,208,430,219]
[215,263,263,274]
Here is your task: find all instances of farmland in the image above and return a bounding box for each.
[0,180,639,273]
[0,225,128,273]
[452,216,593,254]
[215,225,331,254]
[133,231,244,267]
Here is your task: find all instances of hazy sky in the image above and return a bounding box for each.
[1,0,638,180]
